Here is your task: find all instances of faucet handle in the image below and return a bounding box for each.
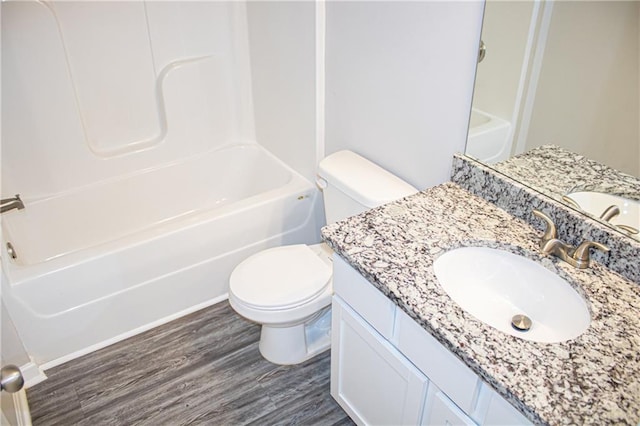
[532,209,557,242]
[571,240,610,269]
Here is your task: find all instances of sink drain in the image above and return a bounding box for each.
[511,314,532,332]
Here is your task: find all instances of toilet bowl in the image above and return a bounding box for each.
[229,243,334,365]
[228,150,418,365]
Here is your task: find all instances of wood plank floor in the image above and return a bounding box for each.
[27,302,354,426]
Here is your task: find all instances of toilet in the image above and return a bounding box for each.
[228,150,418,365]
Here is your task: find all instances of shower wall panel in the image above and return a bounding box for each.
[52,2,161,154]
[246,1,317,182]
[1,1,254,199]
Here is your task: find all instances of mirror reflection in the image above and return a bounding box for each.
[492,144,640,240]
[466,0,639,239]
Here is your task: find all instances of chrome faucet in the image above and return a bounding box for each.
[532,209,610,269]
[0,194,25,214]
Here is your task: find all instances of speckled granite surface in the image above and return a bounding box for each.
[322,183,640,426]
[452,154,640,284]
[487,145,640,242]
[492,145,640,202]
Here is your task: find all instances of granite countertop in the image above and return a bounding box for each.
[321,182,640,425]
[492,145,640,202]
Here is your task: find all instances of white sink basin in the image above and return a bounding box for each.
[433,247,590,343]
[565,191,640,232]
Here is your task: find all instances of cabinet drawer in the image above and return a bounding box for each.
[332,254,396,339]
[394,307,480,414]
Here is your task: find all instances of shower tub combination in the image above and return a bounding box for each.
[466,108,512,164]
[1,144,321,368]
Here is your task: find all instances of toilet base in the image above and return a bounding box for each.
[259,307,332,365]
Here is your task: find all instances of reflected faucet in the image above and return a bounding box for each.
[532,209,610,269]
[599,205,620,222]
[1,195,25,214]
[597,205,639,235]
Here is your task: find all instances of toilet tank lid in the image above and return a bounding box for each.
[317,150,418,208]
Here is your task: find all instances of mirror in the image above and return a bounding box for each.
[466,0,639,240]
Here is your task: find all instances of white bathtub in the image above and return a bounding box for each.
[466,108,512,164]
[1,144,321,368]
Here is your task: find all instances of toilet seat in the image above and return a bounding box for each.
[229,244,332,311]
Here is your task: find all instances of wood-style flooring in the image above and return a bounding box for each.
[27,302,353,426]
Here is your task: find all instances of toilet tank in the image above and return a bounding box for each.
[317,150,418,224]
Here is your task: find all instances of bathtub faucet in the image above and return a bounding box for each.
[1,194,25,213]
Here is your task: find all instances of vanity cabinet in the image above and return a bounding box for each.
[331,298,428,425]
[330,255,532,425]
[422,385,475,426]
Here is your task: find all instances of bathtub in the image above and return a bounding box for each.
[1,144,321,368]
[466,108,512,164]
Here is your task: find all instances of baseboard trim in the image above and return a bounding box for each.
[21,360,47,389]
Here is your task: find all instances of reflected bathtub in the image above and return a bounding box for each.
[466,108,512,164]
[1,144,321,367]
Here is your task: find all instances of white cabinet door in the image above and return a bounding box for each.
[332,254,397,339]
[331,297,428,426]
[422,384,476,426]
[393,306,480,414]
[474,384,533,425]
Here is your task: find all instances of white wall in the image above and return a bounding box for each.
[246,2,317,182]
[1,1,254,199]
[525,1,639,176]
[325,1,484,190]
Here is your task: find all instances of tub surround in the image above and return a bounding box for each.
[452,153,640,283]
[322,182,640,425]
[465,108,512,164]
